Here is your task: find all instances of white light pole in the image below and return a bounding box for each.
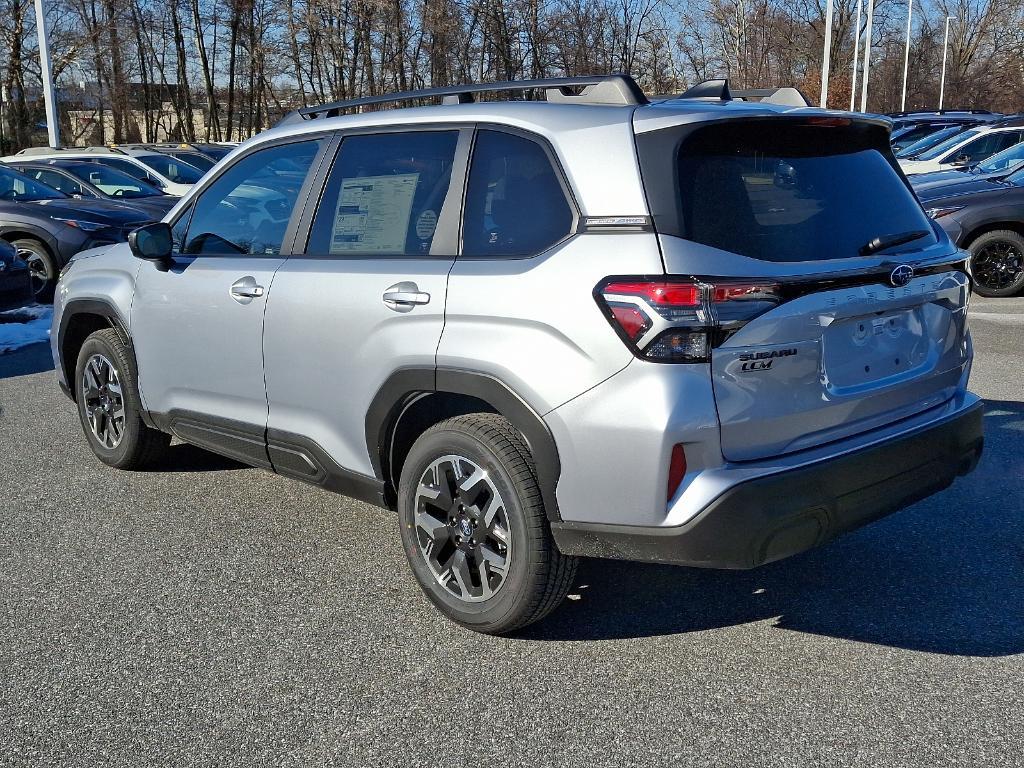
[939,16,953,110]
[820,0,835,108]
[900,0,913,112]
[860,0,875,112]
[850,0,863,111]
[33,0,61,148]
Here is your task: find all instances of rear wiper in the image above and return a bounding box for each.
[859,230,931,256]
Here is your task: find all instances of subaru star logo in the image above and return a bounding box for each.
[890,264,914,288]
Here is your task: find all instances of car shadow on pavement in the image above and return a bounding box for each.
[522,400,1024,657]
[142,442,248,473]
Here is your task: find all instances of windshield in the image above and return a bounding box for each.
[169,152,215,172]
[198,146,230,160]
[896,126,966,158]
[917,129,982,161]
[975,142,1024,174]
[63,163,164,198]
[136,154,203,184]
[0,166,67,202]
[637,119,937,262]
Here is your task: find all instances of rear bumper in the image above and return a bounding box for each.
[551,397,984,569]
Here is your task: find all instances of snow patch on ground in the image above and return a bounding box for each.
[0,305,53,355]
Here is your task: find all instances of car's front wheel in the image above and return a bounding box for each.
[12,238,57,303]
[398,413,577,635]
[75,328,170,469]
[969,230,1024,297]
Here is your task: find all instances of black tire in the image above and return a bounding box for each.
[12,238,57,304]
[968,230,1024,298]
[74,328,170,469]
[397,413,578,635]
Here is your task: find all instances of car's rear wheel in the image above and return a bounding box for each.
[397,413,577,635]
[75,328,170,469]
[12,238,57,303]
[969,230,1024,297]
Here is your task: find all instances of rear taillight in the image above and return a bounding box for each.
[596,278,782,362]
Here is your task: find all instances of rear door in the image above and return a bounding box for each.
[263,128,468,479]
[635,115,972,462]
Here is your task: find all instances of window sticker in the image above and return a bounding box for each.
[415,209,438,241]
[329,173,419,253]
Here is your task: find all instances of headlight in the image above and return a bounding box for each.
[925,206,964,219]
[51,217,111,232]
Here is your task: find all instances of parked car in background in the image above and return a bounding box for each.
[107,144,219,173]
[919,165,1024,296]
[888,110,1002,153]
[899,118,1024,176]
[910,140,1024,193]
[0,163,153,300]
[3,147,203,196]
[6,159,180,219]
[0,238,33,312]
[895,125,976,160]
[52,75,981,634]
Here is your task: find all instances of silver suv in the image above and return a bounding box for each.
[52,76,983,635]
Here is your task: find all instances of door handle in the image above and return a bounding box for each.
[230,276,265,303]
[383,281,430,312]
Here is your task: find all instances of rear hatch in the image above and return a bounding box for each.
[634,113,971,462]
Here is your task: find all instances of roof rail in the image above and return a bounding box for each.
[278,74,648,124]
[887,109,996,117]
[990,113,1024,127]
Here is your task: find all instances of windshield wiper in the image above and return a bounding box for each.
[859,230,931,256]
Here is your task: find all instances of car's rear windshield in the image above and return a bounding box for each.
[637,118,937,262]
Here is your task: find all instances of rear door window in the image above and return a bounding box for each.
[29,169,86,196]
[640,119,937,262]
[957,131,1024,164]
[462,130,574,257]
[307,131,459,256]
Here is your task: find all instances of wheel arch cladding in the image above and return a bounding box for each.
[965,220,1024,246]
[58,299,130,401]
[366,368,563,520]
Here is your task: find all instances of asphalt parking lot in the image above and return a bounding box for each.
[1,299,1022,767]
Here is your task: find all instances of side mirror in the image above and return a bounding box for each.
[953,155,970,166]
[128,222,173,270]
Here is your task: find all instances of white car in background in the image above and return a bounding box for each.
[899,121,1024,175]
[1,148,204,196]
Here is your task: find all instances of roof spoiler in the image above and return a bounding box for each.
[672,79,811,107]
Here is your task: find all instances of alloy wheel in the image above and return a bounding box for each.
[973,240,1024,292]
[413,454,513,603]
[81,353,126,449]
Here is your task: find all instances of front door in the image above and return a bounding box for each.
[131,137,328,463]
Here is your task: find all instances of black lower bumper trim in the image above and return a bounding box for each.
[551,400,984,569]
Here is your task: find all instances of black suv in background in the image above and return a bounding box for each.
[0,163,153,300]
[919,165,1024,296]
